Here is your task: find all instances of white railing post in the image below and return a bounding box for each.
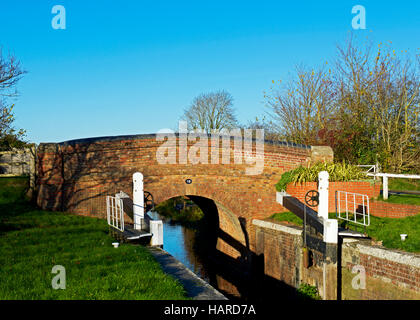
[150,220,164,246]
[133,172,144,230]
[318,171,338,244]
[383,175,389,200]
[318,171,329,220]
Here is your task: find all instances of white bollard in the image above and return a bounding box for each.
[318,171,329,221]
[318,171,338,244]
[133,172,144,230]
[150,220,163,246]
[383,175,389,200]
[323,219,338,244]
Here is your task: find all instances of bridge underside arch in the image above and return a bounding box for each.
[150,183,249,260]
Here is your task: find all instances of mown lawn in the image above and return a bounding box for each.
[0,178,188,300]
[380,177,420,205]
[377,194,420,206]
[270,211,420,253]
[388,178,420,192]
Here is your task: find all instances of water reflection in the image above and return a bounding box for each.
[148,211,213,283]
[148,209,299,302]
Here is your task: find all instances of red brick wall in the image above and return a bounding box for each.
[286,181,420,218]
[256,226,301,288]
[343,245,420,299]
[370,201,420,218]
[286,181,382,214]
[358,253,420,292]
[36,135,315,257]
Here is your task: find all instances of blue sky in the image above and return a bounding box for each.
[1,0,419,143]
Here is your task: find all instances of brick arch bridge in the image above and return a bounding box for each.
[36,134,333,258]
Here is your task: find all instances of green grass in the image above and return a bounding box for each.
[388,178,420,192]
[0,178,188,300]
[270,212,420,253]
[0,176,29,204]
[297,283,321,300]
[270,211,304,226]
[377,194,420,206]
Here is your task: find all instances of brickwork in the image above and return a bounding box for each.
[254,220,420,300]
[286,181,381,211]
[285,181,420,218]
[254,221,302,288]
[370,201,420,218]
[341,240,420,299]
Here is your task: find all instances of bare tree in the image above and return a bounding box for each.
[265,66,335,145]
[182,90,238,133]
[0,48,26,145]
[334,37,420,172]
[265,34,420,172]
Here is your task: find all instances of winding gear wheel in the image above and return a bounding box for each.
[144,191,154,212]
[304,190,319,207]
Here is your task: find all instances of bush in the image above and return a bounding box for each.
[154,197,204,225]
[297,283,321,300]
[275,161,368,191]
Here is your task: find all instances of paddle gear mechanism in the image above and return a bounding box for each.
[144,191,154,212]
[304,190,319,207]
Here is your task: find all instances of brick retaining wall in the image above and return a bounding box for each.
[253,219,420,300]
[286,181,420,218]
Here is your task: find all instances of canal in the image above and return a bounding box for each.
[148,207,299,301]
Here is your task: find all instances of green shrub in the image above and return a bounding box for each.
[154,197,204,226]
[297,283,321,300]
[275,161,368,191]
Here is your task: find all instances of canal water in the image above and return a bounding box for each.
[148,211,299,301]
[148,211,215,285]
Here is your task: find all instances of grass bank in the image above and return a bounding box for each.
[270,211,420,253]
[0,177,188,300]
[388,178,420,191]
[380,177,420,205]
[377,193,420,206]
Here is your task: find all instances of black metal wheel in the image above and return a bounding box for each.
[144,191,154,212]
[304,190,319,207]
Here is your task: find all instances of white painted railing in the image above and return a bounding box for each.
[106,195,125,232]
[335,191,370,227]
[357,164,379,175]
[367,172,420,200]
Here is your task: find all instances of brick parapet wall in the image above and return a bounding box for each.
[370,201,420,218]
[285,181,420,218]
[286,181,381,211]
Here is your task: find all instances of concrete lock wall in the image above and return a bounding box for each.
[0,147,35,176]
[341,239,420,300]
[36,134,332,259]
[0,147,36,196]
[253,219,420,300]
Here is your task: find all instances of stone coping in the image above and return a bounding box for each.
[356,243,420,268]
[252,219,303,236]
[37,133,311,150]
[148,247,227,300]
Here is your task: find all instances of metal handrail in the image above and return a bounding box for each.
[336,190,370,227]
[106,195,125,232]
